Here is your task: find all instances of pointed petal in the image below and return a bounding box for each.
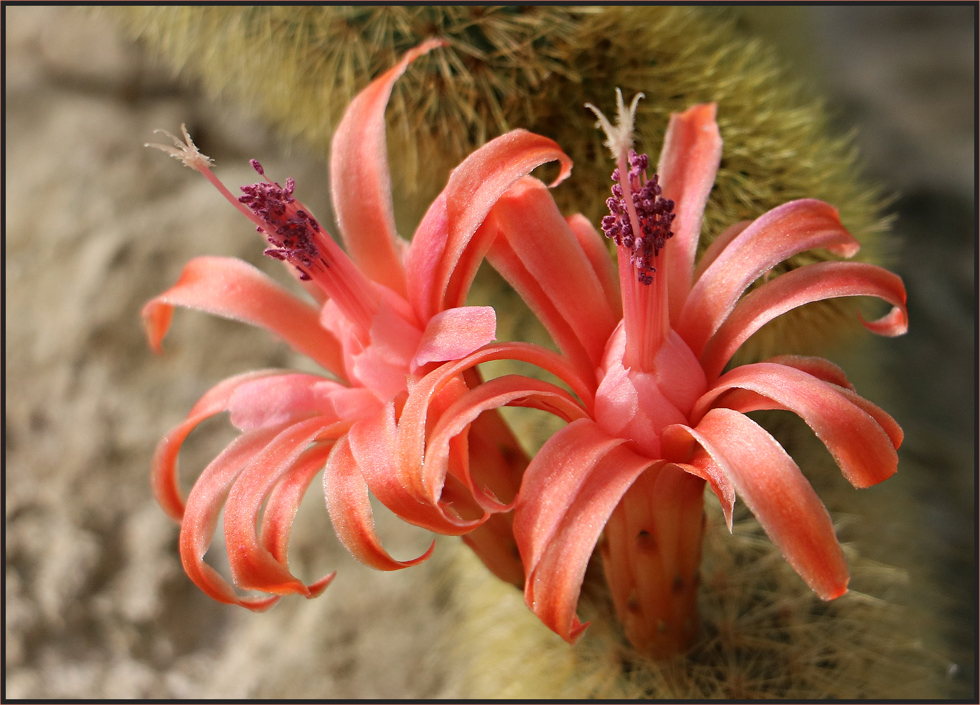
[329,39,446,295]
[691,220,751,284]
[323,435,435,571]
[406,129,573,320]
[485,222,598,385]
[412,306,497,370]
[143,256,346,378]
[694,361,899,488]
[223,417,341,595]
[656,103,723,320]
[514,419,626,577]
[487,177,619,368]
[514,420,656,642]
[152,370,283,520]
[670,408,849,600]
[677,200,861,357]
[404,193,449,324]
[178,424,286,610]
[700,261,908,380]
[756,355,902,447]
[566,213,622,319]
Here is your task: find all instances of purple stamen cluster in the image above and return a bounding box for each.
[601,151,675,286]
[238,160,323,281]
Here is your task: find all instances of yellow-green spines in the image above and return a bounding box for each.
[110,4,888,360]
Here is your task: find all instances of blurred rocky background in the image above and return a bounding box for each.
[5,5,975,699]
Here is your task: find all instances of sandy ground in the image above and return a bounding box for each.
[5,5,975,699]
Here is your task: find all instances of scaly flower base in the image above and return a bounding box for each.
[439,503,949,699]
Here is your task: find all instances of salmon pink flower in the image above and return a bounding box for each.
[143,40,573,607]
[395,90,908,656]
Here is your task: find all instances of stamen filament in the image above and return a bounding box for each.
[588,95,675,372]
[147,128,380,342]
[237,161,380,340]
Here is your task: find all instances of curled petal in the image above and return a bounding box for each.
[763,354,856,390]
[423,375,590,512]
[656,103,723,320]
[349,405,481,534]
[224,418,344,595]
[324,435,435,571]
[665,408,849,600]
[142,256,346,378]
[694,362,899,488]
[406,129,573,320]
[398,342,597,478]
[700,261,908,380]
[178,424,287,610]
[330,39,446,295]
[259,446,339,599]
[412,306,497,370]
[152,370,282,520]
[514,419,655,642]
[678,200,861,357]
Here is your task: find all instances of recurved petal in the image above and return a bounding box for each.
[656,103,723,321]
[699,261,908,380]
[329,39,446,295]
[323,434,435,571]
[676,408,849,600]
[422,374,590,512]
[152,369,283,520]
[178,424,286,610]
[349,404,482,535]
[678,200,861,357]
[224,417,343,596]
[514,419,655,642]
[259,445,338,599]
[142,256,346,378]
[660,433,736,530]
[406,129,573,320]
[762,354,856,390]
[694,361,899,488]
[691,220,751,284]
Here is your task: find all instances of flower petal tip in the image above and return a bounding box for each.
[859,306,909,337]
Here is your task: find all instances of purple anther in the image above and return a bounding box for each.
[239,170,324,279]
[250,159,265,175]
[599,150,675,285]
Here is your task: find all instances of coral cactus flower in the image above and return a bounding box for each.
[143,40,573,607]
[395,90,908,656]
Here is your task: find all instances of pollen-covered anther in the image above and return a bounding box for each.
[600,150,676,285]
[238,173,326,280]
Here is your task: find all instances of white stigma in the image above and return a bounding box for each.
[585,89,644,161]
[145,123,214,172]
